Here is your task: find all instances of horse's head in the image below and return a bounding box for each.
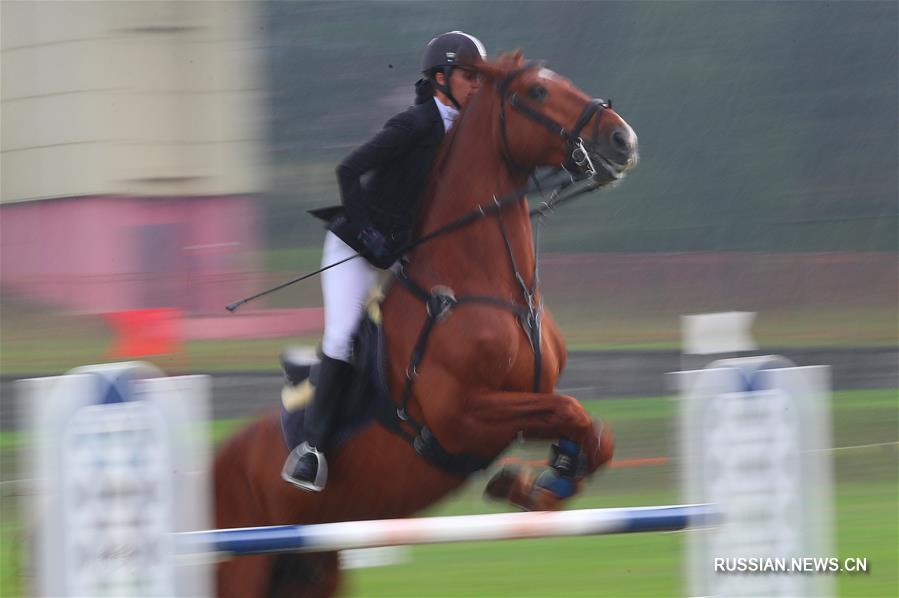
[476,53,638,186]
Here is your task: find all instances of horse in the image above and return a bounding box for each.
[213,52,638,597]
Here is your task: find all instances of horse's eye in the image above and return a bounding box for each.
[527,84,548,102]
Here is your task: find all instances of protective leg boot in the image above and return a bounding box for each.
[281,355,353,491]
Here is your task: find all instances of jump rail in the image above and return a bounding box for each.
[176,504,718,557]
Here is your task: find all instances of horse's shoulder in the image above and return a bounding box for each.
[431,311,522,382]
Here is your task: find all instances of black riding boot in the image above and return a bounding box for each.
[281,355,353,491]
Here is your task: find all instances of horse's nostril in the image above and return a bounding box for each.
[611,129,629,152]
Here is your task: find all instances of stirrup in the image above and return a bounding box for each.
[281,442,328,492]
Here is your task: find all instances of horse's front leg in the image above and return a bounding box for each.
[449,390,615,510]
[456,391,612,470]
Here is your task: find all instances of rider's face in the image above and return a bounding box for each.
[435,68,481,109]
[449,68,481,109]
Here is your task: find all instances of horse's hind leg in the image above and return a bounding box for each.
[216,553,340,598]
[266,552,341,598]
[213,416,291,597]
[217,555,275,598]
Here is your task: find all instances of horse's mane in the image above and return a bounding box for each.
[414,52,526,233]
[429,51,525,176]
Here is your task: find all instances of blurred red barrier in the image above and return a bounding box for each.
[106,308,183,357]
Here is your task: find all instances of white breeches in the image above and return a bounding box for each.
[320,231,380,362]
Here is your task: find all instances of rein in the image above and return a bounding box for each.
[224,167,598,314]
[404,165,600,254]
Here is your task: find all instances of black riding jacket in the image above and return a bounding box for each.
[318,99,445,262]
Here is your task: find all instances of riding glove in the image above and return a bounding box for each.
[358,226,394,269]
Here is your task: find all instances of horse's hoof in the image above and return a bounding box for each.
[528,487,564,511]
[484,465,525,501]
[484,465,540,510]
[484,465,571,511]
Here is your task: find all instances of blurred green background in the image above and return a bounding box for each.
[265,1,897,254]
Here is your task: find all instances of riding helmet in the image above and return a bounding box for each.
[421,31,486,74]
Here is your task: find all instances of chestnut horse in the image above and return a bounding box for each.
[214,53,638,596]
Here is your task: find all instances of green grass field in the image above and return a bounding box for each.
[1,389,896,596]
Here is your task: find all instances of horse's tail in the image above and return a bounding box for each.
[213,411,341,597]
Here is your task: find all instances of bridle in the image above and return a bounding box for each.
[496,62,610,177]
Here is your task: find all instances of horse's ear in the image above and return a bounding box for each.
[476,50,525,83]
[476,60,504,83]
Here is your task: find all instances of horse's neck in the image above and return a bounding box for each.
[413,94,536,294]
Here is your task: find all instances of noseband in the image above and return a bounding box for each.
[497,62,610,177]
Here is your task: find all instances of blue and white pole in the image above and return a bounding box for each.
[177,504,719,557]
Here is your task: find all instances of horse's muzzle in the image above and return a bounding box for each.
[588,125,639,184]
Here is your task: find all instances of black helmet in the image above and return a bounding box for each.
[421,31,486,75]
[420,31,485,108]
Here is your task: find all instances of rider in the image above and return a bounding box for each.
[282,31,487,492]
